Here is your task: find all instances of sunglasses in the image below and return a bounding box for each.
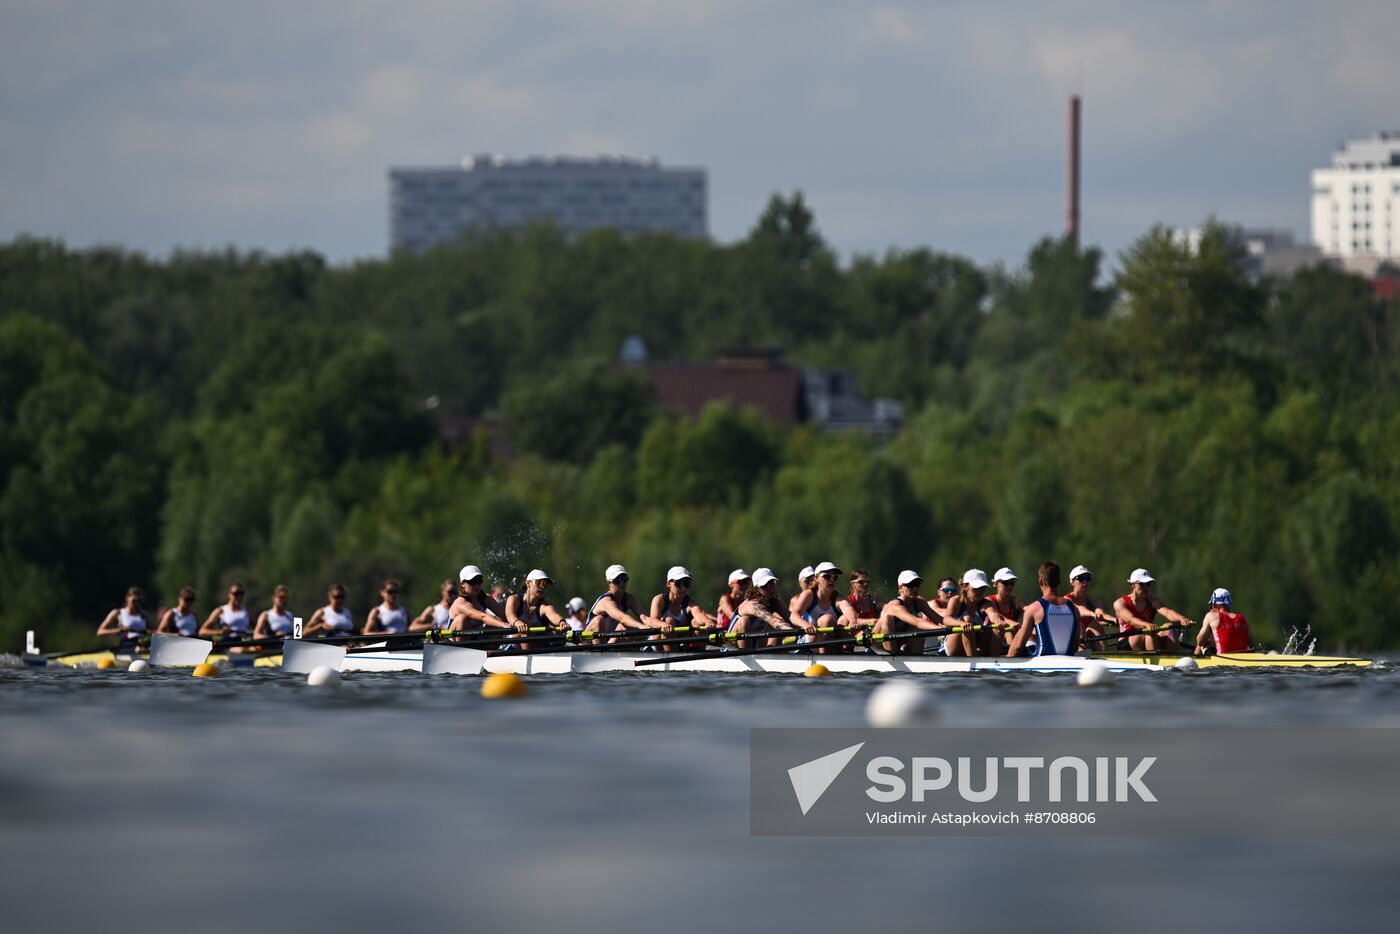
[614,575,629,584]
[674,579,692,588]
[1074,576,1093,583]
[850,579,868,586]
[230,590,244,596]
[384,588,399,595]
[939,586,957,594]
[331,592,346,599]
[820,572,839,581]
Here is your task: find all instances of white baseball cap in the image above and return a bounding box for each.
[667,565,694,583]
[799,565,815,581]
[526,569,551,583]
[1069,565,1092,581]
[1209,588,1232,606]
[728,568,750,584]
[566,597,587,613]
[753,567,778,587]
[963,568,990,590]
[897,570,923,587]
[605,564,629,582]
[1128,568,1155,584]
[458,564,483,582]
[992,567,1017,583]
[813,561,842,576]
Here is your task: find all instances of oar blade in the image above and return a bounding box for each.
[148,633,213,667]
[282,639,347,674]
[422,642,487,676]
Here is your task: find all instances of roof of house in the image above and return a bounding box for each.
[642,362,807,425]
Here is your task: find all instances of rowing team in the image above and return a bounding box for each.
[100,561,1250,658]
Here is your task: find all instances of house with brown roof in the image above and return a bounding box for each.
[641,347,808,425]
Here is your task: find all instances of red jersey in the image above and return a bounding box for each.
[849,592,880,621]
[1213,610,1250,653]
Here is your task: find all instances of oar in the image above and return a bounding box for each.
[1081,622,1195,644]
[634,623,980,667]
[483,625,884,658]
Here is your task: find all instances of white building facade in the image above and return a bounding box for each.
[390,155,707,253]
[1310,132,1400,263]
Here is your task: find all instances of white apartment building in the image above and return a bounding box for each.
[1310,132,1400,262]
[389,155,706,253]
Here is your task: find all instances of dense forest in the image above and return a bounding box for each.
[2,194,1398,651]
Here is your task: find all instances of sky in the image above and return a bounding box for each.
[2,0,1398,270]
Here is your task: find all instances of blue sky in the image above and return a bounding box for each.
[2,1,1397,269]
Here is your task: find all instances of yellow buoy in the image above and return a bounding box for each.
[481,671,527,698]
[96,658,116,670]
[804,663,832,678]
[192,662,219,678]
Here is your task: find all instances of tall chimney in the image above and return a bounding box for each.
[1067,95,1081,247]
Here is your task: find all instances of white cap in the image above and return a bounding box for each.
[566,597,587,613]
[1069,565,1092,581]
[526,569,551,583]
[897,570,923,587]
[962,568,990,590]
[459,564,483,582]
[667,565,694,583]
[753,567,778,587]
[814,561,842,576]
[993,567,1017,583]
[799,565,815,581]
[728,568,750,584]
[605,564,629,582]
[1128,568,1155,584]
[1209,588,1232,605]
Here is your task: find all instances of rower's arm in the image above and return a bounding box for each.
[837,599,859,630]
[302,607,326,635]
[363,607,384,635]
[540,604,568,630]
[1156,603,1192,627]
[253,611,271,640]
[197,608,224,638]
[1007,604,1040,656]
[788,592,816,633]
[688,603,715,628]
[1193,613,1218,656]
[1113,598,1148,632]
[155,610,175,634]
[96,609,121,636]
[409,604,436,632]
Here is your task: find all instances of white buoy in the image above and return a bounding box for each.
[1076,660,1115,686]
[128,659,150,674]
[1173,656,1198,671]
[865,679,936,728]
[307,665,341,688]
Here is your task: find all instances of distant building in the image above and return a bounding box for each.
[1172,226,1325,283]
[1310,132,1400,263]
[389,155,707,252]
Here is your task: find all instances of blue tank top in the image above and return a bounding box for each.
[657,595,692,626]
[589,591,628,619]
[1034,598,1078,657]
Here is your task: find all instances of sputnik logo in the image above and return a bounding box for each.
[787,742,865,815]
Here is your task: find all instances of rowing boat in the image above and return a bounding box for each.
[50,650,282,669]
[1094,652,1372,669]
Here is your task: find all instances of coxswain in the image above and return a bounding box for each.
[790,561,856,651]
[716,569,750,630]
[1065,565,1115,638]
[504,569,569,636]
[584,565,648,638]
[847,568,881,626]
[871,571,944,655]
[155,586,199,637]
[199,582,251,645]
[646,566,714,651]
[1007,562,1101,657]
[989,568,1023,648]
[252,585,297,641]
[447,566,507,632]
[97,587,150,657]
[304,584,355,637]
[411,579,457,633]
[363,579,409,636]
[1113,569,1194,651]
[1195,588,1251,656]
[728,568,792,648]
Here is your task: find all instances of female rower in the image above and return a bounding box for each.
[304,584,355,637]
[1113,569,1194,652]
[1065,565,1115,639]
[584,564,648,639]
[728,568,794,649]
[930,577,958,621]
[872,571,942,655]
[646,566,715,651]
[989,568,1023,649]
[504,569,569,636]
[565,598,589,631]
[1195,589,1251,656]
[252,585,296,641]
[941,569,1012,656]
[847,568,881,626]
[97,587,150,656]
[411,579,457,633]
[716,569,750,630]
[199,582,251,644]
[156,586,199,637]
[789,565,817,617]
[363,579,409,636]
[447,565,507,632]
[790,561,856,651]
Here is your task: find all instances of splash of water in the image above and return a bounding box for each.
[1281,626,1317,656]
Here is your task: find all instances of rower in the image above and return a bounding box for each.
[790,561,856,651]
[646,566,715,651]
[1195,588,1251,656]
[1113,569,1194,651]
[716,569,750,630]
[1007,562,1098,657]
[930,577,958,621]
[565,598,589,631]
[199,582,251,646]
[97,587,150,657]
[1066,565,1115,638]
[253,585,297,641]
[847,568,881,626]
[584,564,648,639]
[728,568,792,649]
[447,565,507,632]
[156,586,199,637]
[789,565,817,617]
[990,568,1023,649]
[872,571,942,655]
[363,579,409,636]
[941,569,1012,656]
[410,579,457,633]
[304,584,355,637]
[504,569,569,637]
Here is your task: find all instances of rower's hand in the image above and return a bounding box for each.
[514,622,530,635]
[802,624,817,636]
[659,621,674,633]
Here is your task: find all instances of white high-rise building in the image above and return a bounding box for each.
[1310,132,1400,263]
[389,155,706,253]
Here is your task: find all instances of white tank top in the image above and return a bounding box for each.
[118,608,147,634]
[322,605,354,633]
[432,603,451,628]
[171,609,198,637]
[376,603,408,634]
[265,608,295,636]
[220,604,250,635]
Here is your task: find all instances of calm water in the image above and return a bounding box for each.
[2,661,1398,933]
